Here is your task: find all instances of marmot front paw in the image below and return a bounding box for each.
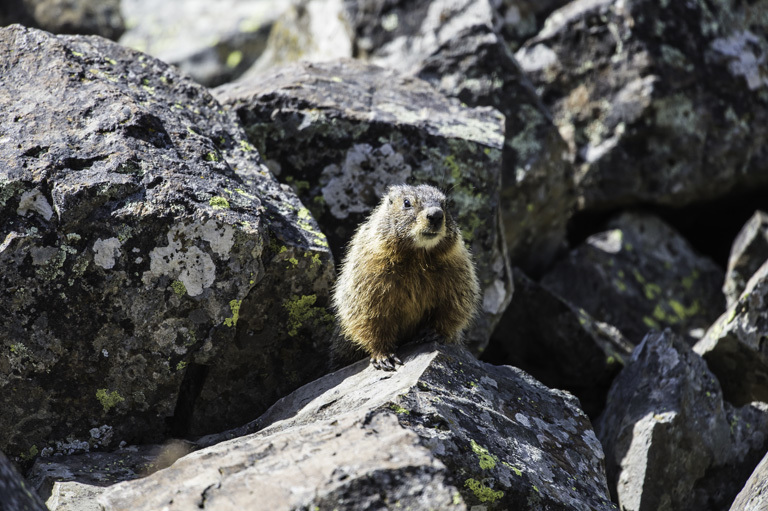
[371,353,403,371]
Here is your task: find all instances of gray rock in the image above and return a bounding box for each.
[516,0,768,212]
[495,0,571,52]
[0,25,334,459]
[249,0,576,275]
[215,58,512,352]
[541,212,724,345]
[729,450,768,511]
[596,330,768,511]
[695,260,768,406]
[119,0,286,87]
[0,450,47,511]
[97,343,615,510]
[0,0,124,40]
[487,268,633,418]
[723,211,768,307]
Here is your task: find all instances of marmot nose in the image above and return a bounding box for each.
[426,207,444,229]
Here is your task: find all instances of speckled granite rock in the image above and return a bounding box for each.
[597,330,768,511]
[729,450,768,511]
[0,0,124,40]
[517,0,768,212]
[0,25,334,460]
[0,450,47,511]
[695,260,768,406]
[541,212,724,345]
[215,59,512,353]
[97,343,615,511]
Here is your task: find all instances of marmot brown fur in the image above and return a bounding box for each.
[332,184,480,370]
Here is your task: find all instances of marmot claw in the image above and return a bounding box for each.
[371,353,403,371]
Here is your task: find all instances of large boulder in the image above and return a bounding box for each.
[97,343,615,510]
[486,268,632,418]
[249,0,576,275]
[215,59,512,352]
[119,0,286,87]
[695,260,768,406]
[722,210,768,307]
[541,212,724,345]
[0,25,334,460]
[516,0,768,212]
[596,330,768,511]
[0,450,47,511]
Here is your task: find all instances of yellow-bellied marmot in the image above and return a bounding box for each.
[332,184,480,370]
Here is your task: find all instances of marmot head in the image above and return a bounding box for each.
[380,184,457,251]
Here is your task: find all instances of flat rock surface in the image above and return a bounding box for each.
[97,343,615,511]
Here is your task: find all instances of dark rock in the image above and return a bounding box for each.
[96,343,614,510]
[516,0,768,212]
[0,450,47,511]
[0,0,124,40]
[119,0,285,87]
[495,0,571,52]
[250,0,576,275]
[723,210,768,307]
[0,25,334,459]
[26,441,192,506]
[596,330,768,511]
[486,268,632,418]
[729,450,768,511]
[215,58,512,351]
[695,260,768,406]
[541,212,724,345]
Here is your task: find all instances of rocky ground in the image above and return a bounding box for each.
[1,0,768,510]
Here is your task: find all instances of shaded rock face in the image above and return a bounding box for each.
[723,210,768,307]
[0,450,47,511]
[486,268,632,418]
[97,344,615,510]
[0,0,124,40]
[695,261,768,406]
[0,25,334,458]
[596,330,768,511]
[517,0,768,212]
[215,59,512,351]
[119,0,286,87]
[542,212,724,345]
[251,0,576,275]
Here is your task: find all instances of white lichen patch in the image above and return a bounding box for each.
[31,245,59,265]
[93,237,122,269]
[199,219,235,257]
[710,30,768,90]
[145,223,220,297]
[17,189,54,221]
[321,143,412,219]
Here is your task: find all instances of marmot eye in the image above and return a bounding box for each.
[403,198,412,208]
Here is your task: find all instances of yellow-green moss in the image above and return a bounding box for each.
[96,389,125,412]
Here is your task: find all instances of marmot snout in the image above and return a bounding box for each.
[332,184,480,370]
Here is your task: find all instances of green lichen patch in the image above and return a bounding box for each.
[465,478,504,503]
[170,280,186,296]
[96,389,125,412]
[471,439,498,470]
[209,196,230,209]
[282,294,333,337]
[388,403,410,415]
[224,299,242,327]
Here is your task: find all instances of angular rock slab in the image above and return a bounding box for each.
[216,59,512,351]
[517,0,768,211]
[723,210,768,308]
[0,450,47,511]
[251,0,576,275]
[487,268,633,418]
[695,260,768,406]
[0,25,334,458]
[542,212,724,345]
[597,330,768,511]
[98,344,615,510]
[729,450,768,511]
